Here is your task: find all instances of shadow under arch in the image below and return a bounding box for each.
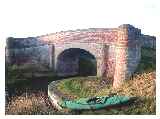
[56,48,97,77]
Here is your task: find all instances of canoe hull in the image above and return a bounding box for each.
[59,96,130,110]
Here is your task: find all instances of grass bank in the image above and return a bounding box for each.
[5,47,156,114]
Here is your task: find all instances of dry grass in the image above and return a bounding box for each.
[5,91,59,115]
[96,71,156,97]
[57,71,156,114]
[57,71,156,98]
[5,63,62,115]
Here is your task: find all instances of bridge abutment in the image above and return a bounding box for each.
[113,24,141,88]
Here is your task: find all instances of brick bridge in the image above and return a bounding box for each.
[6,24,156,88]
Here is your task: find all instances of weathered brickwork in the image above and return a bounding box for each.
[6,24,156,88]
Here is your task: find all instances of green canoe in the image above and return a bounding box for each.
[58,95,130,110]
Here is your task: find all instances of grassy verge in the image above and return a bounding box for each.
[56,72,155,114]
[5,47,156,115]
[57,76,102,98]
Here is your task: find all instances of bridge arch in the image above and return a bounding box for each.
[56,48,97,76]
[54,42,106,77]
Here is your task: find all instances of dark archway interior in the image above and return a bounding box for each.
[57,48,97,76]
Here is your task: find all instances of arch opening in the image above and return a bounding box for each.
[56,48,97,77]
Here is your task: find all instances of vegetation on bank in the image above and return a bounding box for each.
[56,72,155,114]
[5,47,156,114]
[5,63,61,115]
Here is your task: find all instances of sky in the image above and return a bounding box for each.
[0,0,159,38]
[0,0,160,116]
